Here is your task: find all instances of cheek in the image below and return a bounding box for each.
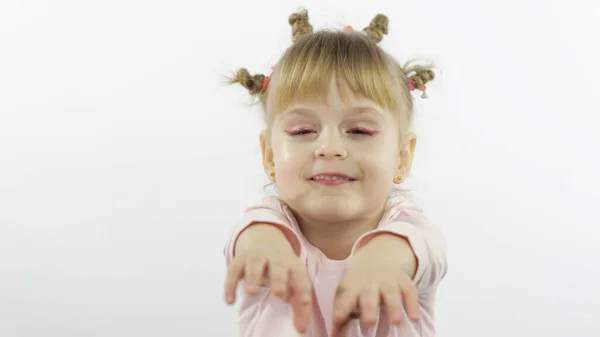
[357,139,399,177]
[271,139,309,200]
[357,132,398,155]
[271,135,307,176]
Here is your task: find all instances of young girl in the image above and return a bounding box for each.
[223,9,447,337]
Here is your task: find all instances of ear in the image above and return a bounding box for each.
[259,130,276,181]
[393,132,417,184]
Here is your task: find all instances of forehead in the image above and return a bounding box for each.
[271,77,386,117]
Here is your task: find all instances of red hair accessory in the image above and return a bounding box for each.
[408,79,428,99]
[260,66,276,94]
[343,25,367,36]
[261,75,269,93]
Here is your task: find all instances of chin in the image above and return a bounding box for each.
[304,197,362,221]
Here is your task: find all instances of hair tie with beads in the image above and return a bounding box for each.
[259,66,276,94]
[251,66,275,104]
[408,79,428,99]
[343,25,367,35]
[261,76,269,93]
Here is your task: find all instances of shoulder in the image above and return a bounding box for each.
[244,195,288,213]
[383,194,426,221]
[241,195,300,230]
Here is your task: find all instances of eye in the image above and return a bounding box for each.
[294,130,313,135]
[286,128,315,136]
[348,128,375,135]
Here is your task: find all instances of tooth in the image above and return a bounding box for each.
[313,175,350,181]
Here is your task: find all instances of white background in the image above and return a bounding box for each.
[1,0,599,336]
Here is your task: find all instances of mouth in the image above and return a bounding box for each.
[309,172,356,186]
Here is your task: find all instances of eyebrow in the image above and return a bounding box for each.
[282,107,315,116]
[350,106,384,115]
[282,105,383,116]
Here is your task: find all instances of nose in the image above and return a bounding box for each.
[314,132,348,160]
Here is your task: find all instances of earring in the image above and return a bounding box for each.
[269,172,275,179]
[396,175,403,183]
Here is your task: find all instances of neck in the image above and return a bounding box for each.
[292,206,386,260]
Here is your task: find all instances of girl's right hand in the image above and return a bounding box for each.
[224,225,313,334]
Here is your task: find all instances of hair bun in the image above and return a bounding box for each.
[363,14,389,43]
[410,69,435,90]
[230,68,266,95]
[289,9,313,42]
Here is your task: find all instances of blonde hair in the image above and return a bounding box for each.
[229,9,435,128]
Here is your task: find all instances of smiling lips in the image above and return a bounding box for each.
[310,172,356,186]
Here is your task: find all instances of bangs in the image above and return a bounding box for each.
[267,30,406,115]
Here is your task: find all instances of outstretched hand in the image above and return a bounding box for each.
[224,228,313,334]
[331,234,419,337]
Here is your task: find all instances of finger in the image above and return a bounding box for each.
[358,287,380,326]
[332,285,359,329]
[380,283,404,325]
[288,287,312,333]
[401,281,420,320]
[331,318,350,337]
[289,265,312,333]
[268,259,288,298]
[224,259,244,304]
[244,255,267,295]
[331,300,358,337]
[280,283,292,302]
[289,264,312,303]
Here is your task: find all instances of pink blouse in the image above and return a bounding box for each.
[223,196,448,336]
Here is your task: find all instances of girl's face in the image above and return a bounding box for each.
[261,78,416,223]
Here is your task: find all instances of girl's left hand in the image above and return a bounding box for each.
[330,235,420,337]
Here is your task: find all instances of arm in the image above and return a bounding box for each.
[352,199,447,293]
[234,224,297,258]
[223,196,304,264]
[223,197,311,336]
[359,234,417,278]
[333,199,446,337]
